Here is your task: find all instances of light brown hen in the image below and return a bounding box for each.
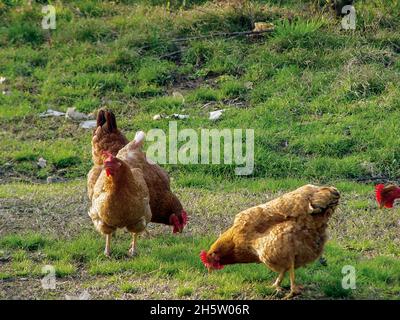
[200,184,340,299]
[88,152,151,257]
[87,109,187,233]
[116,132,187,233]
[87,109,128,201]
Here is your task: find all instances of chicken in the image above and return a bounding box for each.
[88,151,151,257]
[87,109,128,201]
[375,184,400,208]
[116,131,188,233]
[87,108,187,233]
[200,184,340,299]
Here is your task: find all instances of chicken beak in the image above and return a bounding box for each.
[207,267,213,274]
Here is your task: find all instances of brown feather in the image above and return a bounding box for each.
[90,109,129,166]
[117,141,183,226]
[88,159,151,236]
[88,109,184,230]
[96,109,107,129]
[205,184,340,273]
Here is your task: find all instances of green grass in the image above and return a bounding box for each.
[1,231,400,299]
[1,233,50,251]
[0,0,399,183]
[1,178,399,299]
[0,176,374,197]
[1,0,400,300]
[176,286,194,298]
[120,282,140,294]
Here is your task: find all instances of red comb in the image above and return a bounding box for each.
[200,250,210,268]
[375,184,384,204]
[199,250,224,270]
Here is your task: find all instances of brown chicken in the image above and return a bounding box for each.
[88,151,151,257]
[200,184,340,299]
[87,109,128,201]
[87,109,187,233]
[116,132,187,233]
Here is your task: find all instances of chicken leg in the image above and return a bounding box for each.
[284,262,303,299]
[128,233,138,257]
[272,271,285,292]
[104,234,111,257]
[268,270,285,298]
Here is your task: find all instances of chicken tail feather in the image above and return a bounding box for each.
[125,131,146,152]
[96,109,107,128]
[105,110,117,133]
[133,131,146,149]
[310,187,340,214]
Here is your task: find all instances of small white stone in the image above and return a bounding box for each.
[39,109,65,118]
[171,114,189,120]
[66,107,88,121]
[46,176,64,184]
[209,109,224,121]
[37,157,47,168]
[79,120,97,129]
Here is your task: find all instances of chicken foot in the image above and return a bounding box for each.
[128,233,139,257]
[268,271,285,298]
[284,262,303,299]
[104,234,111,257]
